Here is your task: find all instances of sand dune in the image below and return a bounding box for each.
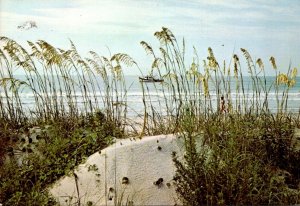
[50,134,186,205]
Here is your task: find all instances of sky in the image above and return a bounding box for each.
[0,0,300,75]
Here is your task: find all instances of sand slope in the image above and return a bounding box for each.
[50,134,185,205]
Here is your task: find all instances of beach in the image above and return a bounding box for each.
[1,27,300,205]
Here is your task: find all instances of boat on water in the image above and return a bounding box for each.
[139,75,164,83]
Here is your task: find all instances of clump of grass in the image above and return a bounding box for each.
[0,37,138,165]
[0,111,114,205]
[0,36,136,129]
[0,34,138,205]
[145,26,300,205]
[173,112,300,205]
[140,28,298,135]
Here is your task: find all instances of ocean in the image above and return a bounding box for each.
[125,75,300,115]
[0,75,299,118]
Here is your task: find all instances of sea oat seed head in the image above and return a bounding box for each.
[291,67,298,79]
[288,79,296,87]
[277,73,288,85]
[269,56,277,70]
[256,58,264,70]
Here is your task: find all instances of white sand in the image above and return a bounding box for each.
[49,134,186,205]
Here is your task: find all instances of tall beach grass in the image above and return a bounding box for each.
[0,27,299,205]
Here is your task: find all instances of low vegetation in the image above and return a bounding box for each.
[0,112,119,205]
[173,111,300,205]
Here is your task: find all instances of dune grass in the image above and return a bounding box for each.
[139,28,299,205]
[0,28,299,205]
[173,111,300,205]
[0,37,134,205]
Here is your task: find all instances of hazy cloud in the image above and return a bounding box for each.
[0,0,299,74]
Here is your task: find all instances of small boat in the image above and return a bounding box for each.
[139,75,164,83]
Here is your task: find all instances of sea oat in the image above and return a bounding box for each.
[277,73,288,85]
[256,58,264,70]
[291,67,298,79]
[269,56,277,70]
